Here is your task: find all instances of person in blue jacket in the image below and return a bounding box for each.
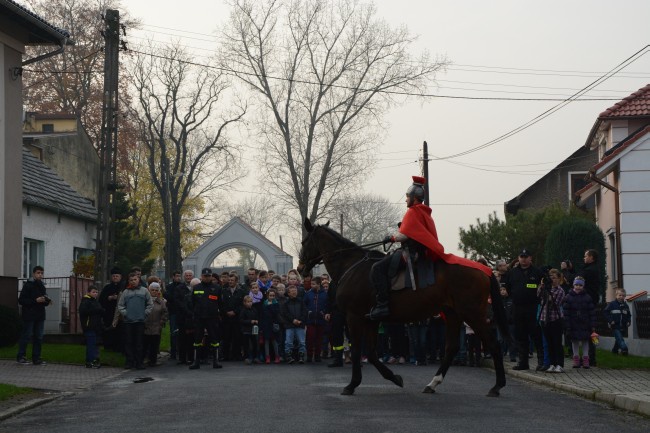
[604,288,631,355]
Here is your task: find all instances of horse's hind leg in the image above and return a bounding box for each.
[466,314,506,397]
[366,323,403,388]
[424,311,460,394]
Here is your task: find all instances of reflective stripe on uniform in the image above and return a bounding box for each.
[194,290,205,294]
[332,345,344,351]
[526,283,537,288]
[610,309,621,314]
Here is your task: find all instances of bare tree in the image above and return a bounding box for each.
[222,0,445,234]
[327,193,402,245]
[127,43,246,280]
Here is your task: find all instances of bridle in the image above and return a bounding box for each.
[298,228,385,276]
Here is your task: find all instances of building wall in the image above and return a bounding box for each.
[0,38,24,308]
[619,133,650,294]
[505,146,598,215]
[22,206,95,278]
[24,116,76,132]
[35,132,99,204]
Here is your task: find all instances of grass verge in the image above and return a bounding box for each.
[0,384,32,402]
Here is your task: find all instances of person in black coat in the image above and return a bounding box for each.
[581,249,601,366]
[17,266,51,365]
[281,285,308,363]
[99,267,125,352]
[240,295,260,364]
[79,285,105,368]
[563,277,596,368]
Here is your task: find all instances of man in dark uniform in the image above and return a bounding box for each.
[188,268,223,369]
[504,249,545,371]
[99,267,125,352]
[582,248,601,367]
[220,273,246,361]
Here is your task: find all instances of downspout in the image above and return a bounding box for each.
[22,36,69,66]
[588,169,623,287]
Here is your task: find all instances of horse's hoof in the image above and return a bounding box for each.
[422,386,435,394]
[393,374,404,388]
[486,387,500,397]
[341,388,354,396]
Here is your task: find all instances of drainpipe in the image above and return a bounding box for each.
[21,37,68,67]
[588,170,623,287]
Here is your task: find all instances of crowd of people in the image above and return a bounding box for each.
[15,247,631,372]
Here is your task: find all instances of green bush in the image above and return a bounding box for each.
[0,305,22,347]
[544,218,606,295]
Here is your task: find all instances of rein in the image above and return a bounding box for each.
[299,239,386,271]
[337,251,384,286]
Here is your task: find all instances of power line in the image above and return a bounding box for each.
[431,45,650,160]
[124,46,628,102]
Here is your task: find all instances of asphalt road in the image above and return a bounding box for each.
[1,362,649,433]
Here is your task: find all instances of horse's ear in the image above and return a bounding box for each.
[324,220,330,227]
[304,218,314,232]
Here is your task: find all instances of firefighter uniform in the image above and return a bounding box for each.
[188,272,223,369]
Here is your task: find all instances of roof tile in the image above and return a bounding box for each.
[598,84,650,118]
[22,149,97,221]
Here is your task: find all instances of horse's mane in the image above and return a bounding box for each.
[317,224,385,258]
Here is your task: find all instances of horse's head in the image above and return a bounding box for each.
[298,218,329,277]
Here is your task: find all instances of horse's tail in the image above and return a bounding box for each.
[489,274,510,339]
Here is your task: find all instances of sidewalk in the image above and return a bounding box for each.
[0,360,124,421]
[504,357,650,417]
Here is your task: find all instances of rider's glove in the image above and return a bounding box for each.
[383,235,394,245]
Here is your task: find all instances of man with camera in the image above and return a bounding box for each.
[17,265,51,365]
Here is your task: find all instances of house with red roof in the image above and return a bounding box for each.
[577,84,650,304]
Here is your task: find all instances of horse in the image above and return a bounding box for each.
[298,218,508,397]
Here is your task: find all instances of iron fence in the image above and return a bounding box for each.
[636,300,650,339]
[17,276,94,334]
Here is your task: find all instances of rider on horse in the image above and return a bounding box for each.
[367,176,492,320]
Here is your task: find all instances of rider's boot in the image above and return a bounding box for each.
[367,282,390,320]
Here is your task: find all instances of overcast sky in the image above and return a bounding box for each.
[84,1,650,260]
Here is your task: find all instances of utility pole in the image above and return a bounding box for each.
[94,9,120,287]
[422,141,430,206]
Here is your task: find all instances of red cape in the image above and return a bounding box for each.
[399,203,492,277]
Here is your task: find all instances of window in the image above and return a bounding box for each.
[73,247,94,262]
[23,238,44,278]
[41,124,54,133]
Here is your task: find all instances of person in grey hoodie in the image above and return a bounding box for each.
[117,272,153,369]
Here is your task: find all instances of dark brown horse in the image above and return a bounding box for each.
[298,218,508,397]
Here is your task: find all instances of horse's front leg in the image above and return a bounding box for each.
[366,322,403,388]
[424,311,460,394]
[342,314,364,395]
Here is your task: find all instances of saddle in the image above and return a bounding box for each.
[388,249,436,291]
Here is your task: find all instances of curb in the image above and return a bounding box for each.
[507,369,650,418]
[0,394,63,421]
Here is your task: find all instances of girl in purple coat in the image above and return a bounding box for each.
[563,277,596,369]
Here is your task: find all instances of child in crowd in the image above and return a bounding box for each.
[563,276,596,369]
[539,269,566,372]
[275,283,287,360]
[143,282,168,367]
[281,284,307,364]
[79,285,104,368]
[604,288,631,355]
[240,295,260,364]
[261,289,282,363]
[407,319,428,366]
[271,274,282,289]
[257,270,273,294]
[465,322,481,367]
